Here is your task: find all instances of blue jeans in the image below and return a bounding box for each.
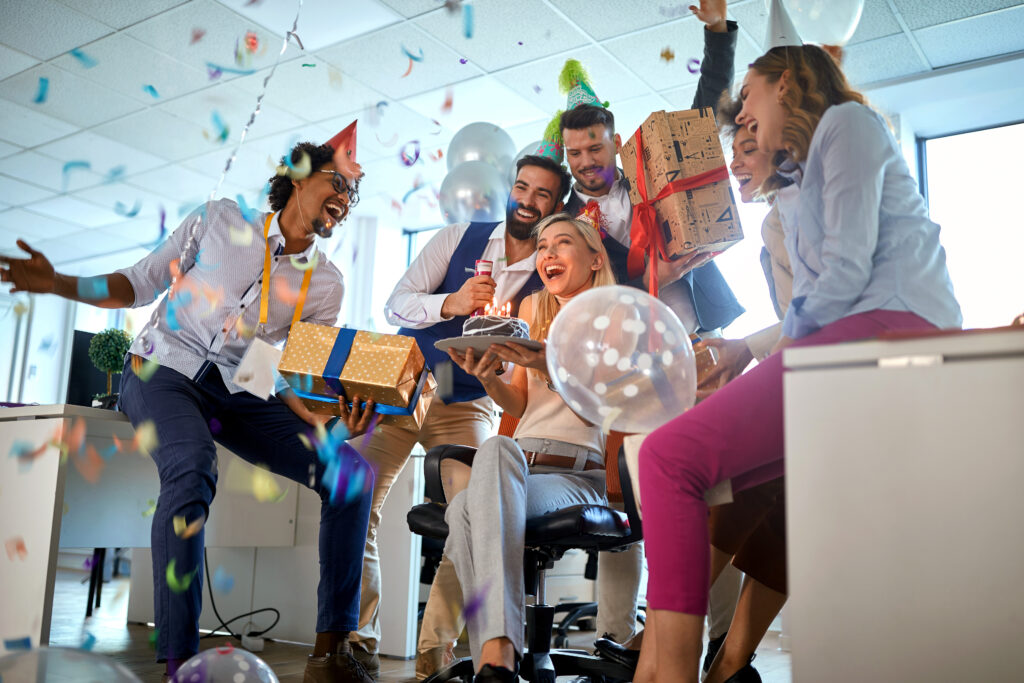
[118,360,372,662]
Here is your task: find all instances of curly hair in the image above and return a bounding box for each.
[266,142,338,212]
[748,44,866,193]
[516,154,572,205]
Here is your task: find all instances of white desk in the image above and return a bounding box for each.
[783,328,1024,682]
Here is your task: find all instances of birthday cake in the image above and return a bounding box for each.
[462,315,531,340]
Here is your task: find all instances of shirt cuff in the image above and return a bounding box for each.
[745,323,783,361]
[424,293,453,323]
[782,297,821,339]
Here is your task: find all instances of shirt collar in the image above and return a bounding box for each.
[572,173,627,202]
[268,211,318,261]
[490,220,537,271]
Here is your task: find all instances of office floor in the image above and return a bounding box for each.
[48,569,792,682]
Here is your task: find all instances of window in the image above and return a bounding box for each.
[923,122,1024,329]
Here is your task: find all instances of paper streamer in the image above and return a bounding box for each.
[33,77,49,104]
[142,84,160,98]
[69,48,98,68]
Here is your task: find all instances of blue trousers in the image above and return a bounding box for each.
[118,360,372,662]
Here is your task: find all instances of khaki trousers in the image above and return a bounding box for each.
[348,395,495,655]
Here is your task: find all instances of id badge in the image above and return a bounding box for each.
[232,336,283,400]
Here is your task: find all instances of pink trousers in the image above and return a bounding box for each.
[638,310,935,614]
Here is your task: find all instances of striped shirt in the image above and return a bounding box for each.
[117,198,344,393]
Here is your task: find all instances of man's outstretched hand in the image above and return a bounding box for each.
[690,0,728,32]
[0,240,55,294]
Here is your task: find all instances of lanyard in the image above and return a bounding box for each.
[259,213,314,332]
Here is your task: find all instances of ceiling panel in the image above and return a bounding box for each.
[55,0,190,30]
[30,194,130,227]
[551,0,698,41]
[605,92,674,142]
[376,0,446,19]
[0,0,113,61]
[0,44,40,81]
[914,5,1024,68]
[847,0,903,45]
[70,183,178,224]
[0,63,144,128]
[892,0,1022,30]
[0,140,23,159]
[36,130,169,175]
[416,0,590,72]
[0,99,78,148]
[224,0,402,51]
[128,163,230,201]
[0,207,84,239]
[0,151,105,193]
[316,102,441,166]
[727,1,771,51]
[661,83,700,111]
[318,22,483,100]
[51,33,208,103]
[92,108,216,161]
[156,82,307,143]
[93,216,168,246]
[842,33,930,86]
[603,17,708,92]
[33,227,142,265]
[402,76,548,138]
[0,177,57,207]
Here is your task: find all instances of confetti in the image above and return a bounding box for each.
[79,632,97,651]
[428,149,444,162]
[289,250,319,272]
[401,44,425,62]
[190,28,206,44]
[140,207,168,249]
[245,31,259,52]
[401,57,414,78]
[301,63,316,67]
[141,499,157,517]
[213,566,235,594]
[272,276,300,305]
[33,77,49,104]
[204,61,257,76]
[133,420,159,455]
[361,414,382,450]
[660,47,675,63]
[69,48,98,68]
[399,140,421,166]
[207,65,223,80]
[532,84,542,94]
[83,556,95,571]
[166,290,192,331]
[165,558,196,594]
[208,111,229,143]
[3,637,32,651]
[600,407,622,434]
[208,417,222,434]
[229,224,254,246]
[10,439,47,467]
[5,536,27,561]
[459,58,468,65]
[328,66,343,87]
[443,0,461,13]
[62,160,92,190]
[440,88,454,114]
[252,465,287,502]
[287,30,304,50]
[687,57,701,73]
[463,3,474,38]
[142,84,160,98]
[72,445,106,484]
[132,355,160,381]
[518,41,523,46]
[173,514,205,539]
[462,582,490,622]
[114,200,142,217]
[104,165,127,183]
[194,248,220,271]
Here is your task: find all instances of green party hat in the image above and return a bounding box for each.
[559,58,607,110]
[533,110,565,163]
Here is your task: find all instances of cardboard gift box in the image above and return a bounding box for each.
[278,321,436,429]
[620,107,743,259]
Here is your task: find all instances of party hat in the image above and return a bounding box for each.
[533,110,565,163]
[559,59,608,111]
[765,0,802,49]
[326,120,361,178]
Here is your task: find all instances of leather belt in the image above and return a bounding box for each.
[523,451,604,471]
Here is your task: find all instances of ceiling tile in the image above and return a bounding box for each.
[0,0,114,60]
[0,140,22,159]
[0,151,105,193]
[661,83,700,110]
[33,227,142,265]
[58,245,156,275]
[550,0,696,41]
[376,0,446,19]
[0,206,83,238]
[891,0,1021,30]
[129,164,225,200]
[603,17,708,92]
[230,57,388,123]
[402,76,548,138]
[156,82,307,141]
[54,0,190,29]
[0,225,23,254]
[848,0,903,45]
[0,44,40,81]
[318,22,484,99]
[493,45,651,117]
[94,215,168,244]
[842,33,929,86]
[127,0,302,80]
[179,129,313,194]
[222,0,402,51]
[415,0,590,72]
[92,109,213,161]
[0,177,57,206]
[29,194,128,227]
[727,1,771,51]
[914,5,1024,68]
[604,93,674,143]
[51,33,208,103]
[71,182,177,224]
[0,99,78,147]
[0,64,144,128]
[316,102,439,166]
[36,130,169,175]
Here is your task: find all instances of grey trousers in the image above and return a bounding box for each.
[445,435,606,668]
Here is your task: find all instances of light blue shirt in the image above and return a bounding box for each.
[781,102,962,339]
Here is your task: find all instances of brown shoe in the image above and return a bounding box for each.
[415,644,455,681]
[303,641,374,683]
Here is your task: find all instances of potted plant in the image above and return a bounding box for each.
[88,328,132,409]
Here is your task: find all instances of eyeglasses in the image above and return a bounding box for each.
[317,170,360,213]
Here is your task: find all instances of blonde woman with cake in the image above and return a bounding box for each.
[442,213,615,683]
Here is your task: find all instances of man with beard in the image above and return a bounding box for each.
[352,154,571,680]
[0,132,380,683]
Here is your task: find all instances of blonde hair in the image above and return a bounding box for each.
[748,45,866,193]
[529,213,615,348]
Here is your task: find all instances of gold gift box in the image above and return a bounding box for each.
[278,321,436,429]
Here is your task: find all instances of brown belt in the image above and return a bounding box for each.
[523,451,604,471]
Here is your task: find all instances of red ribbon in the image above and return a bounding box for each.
[627,126,729,296]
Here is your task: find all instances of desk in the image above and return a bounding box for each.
[783,328,1024,681]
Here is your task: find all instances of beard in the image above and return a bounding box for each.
[311,217,333,238]
[505,200,541,241]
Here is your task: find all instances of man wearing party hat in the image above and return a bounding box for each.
[545,0,747,672]
[353,151,570,680]
[0,125,379,683]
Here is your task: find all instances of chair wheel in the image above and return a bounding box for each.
[553,633,569,648]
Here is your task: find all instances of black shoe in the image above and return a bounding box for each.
[703,632,727,674]
[473,663,518,682]
[593,636,640,671]
[721,662,761,683]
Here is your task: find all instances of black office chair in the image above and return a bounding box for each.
[407,444,643,683]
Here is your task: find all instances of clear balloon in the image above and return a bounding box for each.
[446,122,516,178]
[508,139,543,185]
[0,647,143,682]
[545,285,697,434]
[783,0,865,45]
[171,645,278,682]
[439,160,510,224]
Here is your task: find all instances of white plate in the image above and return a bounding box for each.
[434,335,544,355]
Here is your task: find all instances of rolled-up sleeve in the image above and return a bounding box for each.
[782,106,886,338]
[115,204,210,308]
[384,223,466,329]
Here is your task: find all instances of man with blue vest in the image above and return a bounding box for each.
[349,153,571,680]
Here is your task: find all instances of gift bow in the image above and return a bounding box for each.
[626,126,730,296]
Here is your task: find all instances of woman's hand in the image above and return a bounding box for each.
[446,346,503,384]
[695,337,753,399]
[488,341,547,374]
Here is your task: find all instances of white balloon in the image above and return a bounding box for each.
[783,0,865,45]
[438,161,510,224]
[447,122,517,178]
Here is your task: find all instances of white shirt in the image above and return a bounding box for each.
[384,221,538,329]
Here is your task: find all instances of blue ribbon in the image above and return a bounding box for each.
[322,328,357,398]
[294,367,430,417]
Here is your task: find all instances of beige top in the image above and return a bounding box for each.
[744,192,796,361]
